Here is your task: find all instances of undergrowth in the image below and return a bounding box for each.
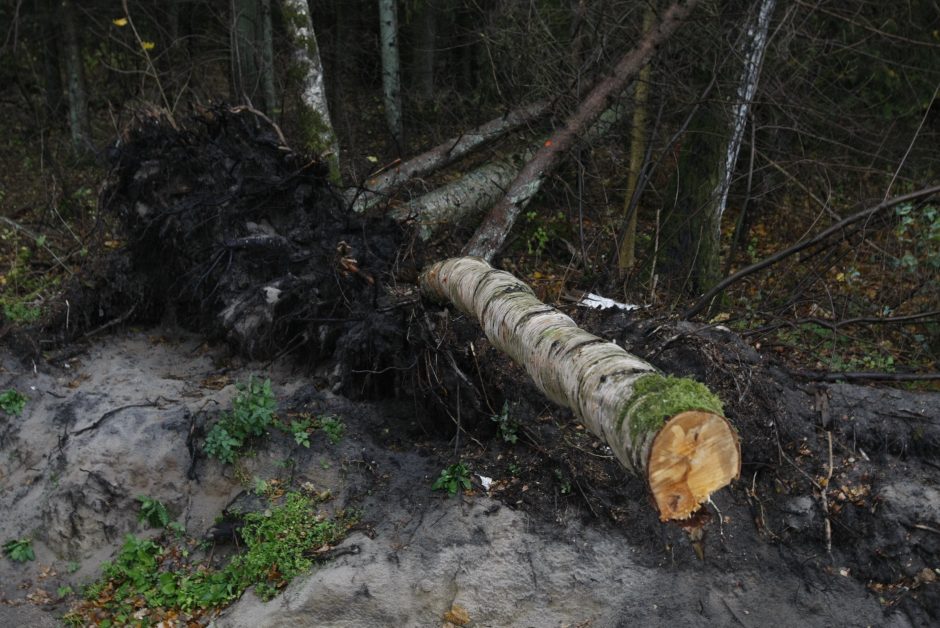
[64,491,356,626]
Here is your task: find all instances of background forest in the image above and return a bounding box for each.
[1,0,938,380]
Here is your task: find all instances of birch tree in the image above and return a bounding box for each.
[378,0,403,145]
[420,257,740,521]
[282,0,341,180]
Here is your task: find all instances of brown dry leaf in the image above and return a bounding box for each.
[443,603,470,626]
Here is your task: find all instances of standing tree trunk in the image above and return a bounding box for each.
[259,0,278,116]
[410,0,437,102]
[617,6,655,276]
[378,0,404,146]
[61,0,90,153]
[40,0,63,121]
[713,0,775,236]
[420,257,740,521]
[231,0,261,105]
[463,0,701,262]
[282,0,341,180]
[660,0,775,296]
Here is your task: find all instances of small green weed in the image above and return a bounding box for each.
[137,495,171,528]
[432,463,472,495]
[0,389,27,416]
[204,376,277,463]
[319,415,345,444]
[491,401,519,444]
[2,302,41,323]
[3,538,35,562]
[57,585,75,597]
[290,417,313,447]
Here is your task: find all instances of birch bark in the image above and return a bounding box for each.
[282,0,341,180]
[420,257,740,520]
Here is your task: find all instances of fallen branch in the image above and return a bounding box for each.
[420,257,740,521]
[683,185,940,319]
[463,0,702,261]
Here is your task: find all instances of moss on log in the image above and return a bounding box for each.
[419,257,740,520]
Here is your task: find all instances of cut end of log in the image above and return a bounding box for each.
[648,410,741,521]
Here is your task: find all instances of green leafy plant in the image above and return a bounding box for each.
[3,538,35,562]
[66,492,356,624]
[0,389,27,416]
[290,418,313,448]
[137,495,171,528]
[554,468,572,495]
[432,463,472,495]
[318,415,345,445]
[204,376,277,463]
[491,401,519,444]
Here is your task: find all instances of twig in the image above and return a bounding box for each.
[121,0,176,126]
[683,185,940,319]
[884,81,939,200]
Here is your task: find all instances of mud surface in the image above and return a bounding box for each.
[1,323,938,627]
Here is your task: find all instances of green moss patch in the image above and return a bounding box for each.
[619,374,725,445]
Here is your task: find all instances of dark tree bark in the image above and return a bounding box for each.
[230,0,261,105]
[463,0,702,262]
[61,0,90,152]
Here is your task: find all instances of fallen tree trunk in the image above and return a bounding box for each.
[420,257,740,520]
[347,98,551,213]
[397,99,630,240]
[463,0,701,261]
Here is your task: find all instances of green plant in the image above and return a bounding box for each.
[137,495,170,528]
[319,415,345,445]
[204,377,277,463]
[57,585,75,597]
[290,418,313,448]
[2,302,41,323]
[554,469,572,495]
[67,561,80,573]
[3,538,35,562]
[491,401,519,444]
[432,463,472,495]
[68,492,356,624]
[0,389,27,416]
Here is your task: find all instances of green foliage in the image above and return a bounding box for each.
[318,415,345,445]
[3,538,35,562]
[0,388,27,416]
[491,401,519,444]
[204,377,277,463]
[523,210,566,257]
[69,492,356,624]
[553,469,572,495]
[137,495,171,528]
[895,203,940,274]
[289,417,313,447]
[432,463,472,495]
[2,301,41,323]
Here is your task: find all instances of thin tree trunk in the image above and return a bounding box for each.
[348,97,551,212]
[41,0,63,120]
[420,257,740,521]
[282,0,341,180]
[411,0,437,102]
[61,0,90,153]
[463,0,701,262]
[378,0,404,145]
[231,0,260,104]
[712,0,775,235]
[259,0,278,116]
[617,6,655,276]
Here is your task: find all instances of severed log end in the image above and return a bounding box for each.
[647,410,741,521]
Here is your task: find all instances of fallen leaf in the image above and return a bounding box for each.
[443,604,470,626]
